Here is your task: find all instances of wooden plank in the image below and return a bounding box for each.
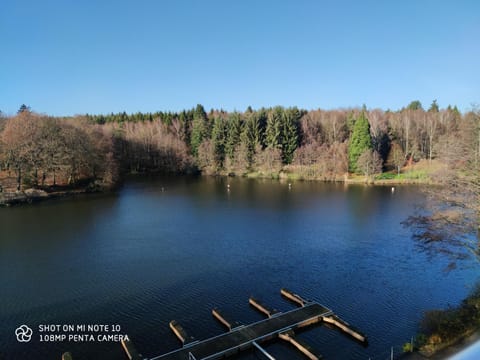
[249,297,279,318]
[281,288,307,307]
[279,330,322,360]
[322,315,368,343]
[169,320,196,345]
[212,307,242,331]
[121,338,143,360]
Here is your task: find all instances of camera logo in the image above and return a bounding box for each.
[15,325,33,342]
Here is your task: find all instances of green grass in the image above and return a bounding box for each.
[398,169,428,180]
[375,172,397,180]
[244,171,281,179]
[375,170,429,181]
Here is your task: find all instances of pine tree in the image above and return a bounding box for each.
[265,107,283,149]
[428,100,439,113]
[240,114,260,169]
[178,111,190,144]
[194,104,207,121]
[348,112,373,173]
[225,112,242,162]
[211,117,227,169]
[282,108,301,164]
[256,110,268,147]
[190,104,208,157]
[18,104,31,114]
[190,119,206,157]
[407,100,423,111]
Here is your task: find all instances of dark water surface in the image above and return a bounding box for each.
[0,176,477,359]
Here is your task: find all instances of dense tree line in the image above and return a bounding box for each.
[0,102,478,195]
[0,112,118,190]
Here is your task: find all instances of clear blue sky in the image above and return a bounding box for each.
[1,0,479,116]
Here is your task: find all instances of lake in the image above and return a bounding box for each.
[0,175,477,359]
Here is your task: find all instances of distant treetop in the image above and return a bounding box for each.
[17,104,31,114]
[407,100,423,111]
[428,99,439,113]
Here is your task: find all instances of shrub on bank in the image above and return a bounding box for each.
[418,283,480,354]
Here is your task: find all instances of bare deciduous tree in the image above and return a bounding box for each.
[357,150,383,180]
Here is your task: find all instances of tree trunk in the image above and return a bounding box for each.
[16,167,21,191]
[34,167,38,187]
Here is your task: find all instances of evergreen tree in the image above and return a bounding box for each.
[348,112,373,173]
[407,100,423,111]
[194,104,207,121]
[240,113,260,168]
[178,111,191,145]
[453,106,461,116]
[225,112,242,161]
[190,104,208,156]
[256,110,268,147]
[211,117,227,169]
[18,104,31,114]
[265,107,283,149]
[428,99,439,113]
[282,108,301,164]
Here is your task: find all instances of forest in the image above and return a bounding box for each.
[0,101,478,195]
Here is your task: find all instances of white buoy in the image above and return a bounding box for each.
[391,187,395,193]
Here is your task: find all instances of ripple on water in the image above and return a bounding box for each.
[0,177,478,360]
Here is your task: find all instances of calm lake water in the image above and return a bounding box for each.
[0,176,478,360]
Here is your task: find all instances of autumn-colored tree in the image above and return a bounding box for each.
[388,141,405,175]
[1,112,44,189]
[197,139,216,174]
[357,150,383,179]
[254,147,282,175]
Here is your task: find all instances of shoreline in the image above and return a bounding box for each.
[432,331,480,359]
[408,331,480,359]
[0,187,108,207]
[0,173,432,207]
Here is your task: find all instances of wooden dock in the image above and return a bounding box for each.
[117,289,367,360]
[150,303,332,360]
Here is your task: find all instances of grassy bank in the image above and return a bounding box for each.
[216,159,439,185]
